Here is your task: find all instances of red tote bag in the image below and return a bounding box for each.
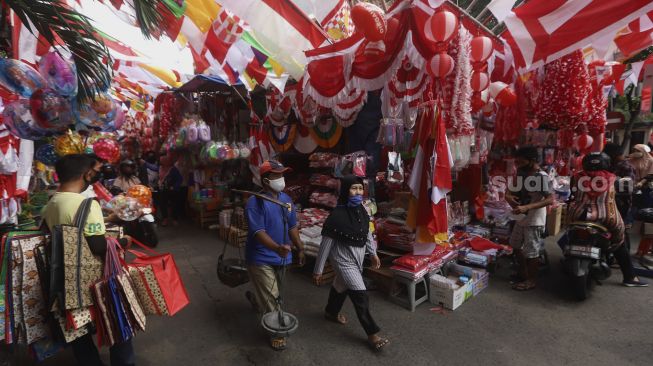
[127,239,190,316]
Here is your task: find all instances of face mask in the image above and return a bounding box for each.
[348,194,363,207]
[83,170,103,191]
[631,152,644,159]
[267,177,285,193]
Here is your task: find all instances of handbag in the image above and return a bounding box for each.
[128,238,189,316]
[217,240,249,288]
[128,265,168,316]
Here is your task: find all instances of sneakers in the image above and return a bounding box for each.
[623,278,649,287]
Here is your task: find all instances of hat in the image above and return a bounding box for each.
[259,160,291,176]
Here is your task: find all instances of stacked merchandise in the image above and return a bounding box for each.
[309,174,340,190]
[309,192,338,208]
[307,153,339,209]
[1,231,56,360]
[375,217,415,252]
[390,246,456,280]
[308,153,339,168]
[298,208,329,258]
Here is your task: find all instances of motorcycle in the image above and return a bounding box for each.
[560,222,613,300]
[109,186,159,247]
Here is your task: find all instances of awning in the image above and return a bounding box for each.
[175,75,244,93]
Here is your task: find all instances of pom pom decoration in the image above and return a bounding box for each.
[1,99,48,139]
[38,52,77,97]
[93,138,120,163]
[108,195,143,221]
[471,71,490,92]
[126,185,152,208]
[427,52,454,78]
[470,36,493,64]
[0,58,45,97]
[575,133,594,154]
[34,143,58,166]
[424,10,458,44]
[30,88,73,129]
[54,131,85,156]
[489,81,516,107]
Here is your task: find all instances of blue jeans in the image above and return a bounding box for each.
[71,333,135,366]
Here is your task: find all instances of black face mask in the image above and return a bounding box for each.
[83,170,103,191]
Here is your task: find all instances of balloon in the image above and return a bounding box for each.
[73,101,101,128]
[109,195,143,221]
[351,3,387,42]
[54,131,85,156]
[471,71,490,92]
[93,138,120,163]
[489,82,517,107]
[0,58,45,97]
[427,52,454,78]
[39,52,77,97]
[30,88,73,129]
[126,184,152,208]
[424,10,458,44]
[35,144,58,166]
[470,36,494,63]
[92,93,114,115]
[1,99,49,139]
[113,108,125,130]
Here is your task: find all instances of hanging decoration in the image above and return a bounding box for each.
[426,53,454,79]
[351,2,388,56]
[269,124,297,152]
[443,25,473,136]
[469,35,493,112]
[53,131,85,156]
[93,138,121,164]
[489,81,517,107]
[34,143,58,166]
[535,50,594,132]
[38,52,78,97]
[0,59,45,97]
[310,115,343,149]
[293,124,318,154]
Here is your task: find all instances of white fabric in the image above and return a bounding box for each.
[487,0,517,24]
[16,139,33,193]
[0,145,19,175]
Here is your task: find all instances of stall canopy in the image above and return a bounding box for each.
[176,75,243,93]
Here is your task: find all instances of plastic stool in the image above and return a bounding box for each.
[390,276,429,312]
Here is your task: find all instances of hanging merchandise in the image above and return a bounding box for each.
[198,121,211,143]
[293,124,317,154]
[109,195,143,222]
[310,115,342,149]
[53,131,85,156]
[34,143,58,166]
[93,138,121,164]
[38,52,78,97]
[266,88,293,127]
[442,25,473,136]
[0,58,45,97]
[387,151,404,184]
[127,185,153,208]
[334,151,369,178]
[536,50,594,132]
[351,2,388,56]
[29,88,73,130]
[269,124,297,152]
[2,99,49,140]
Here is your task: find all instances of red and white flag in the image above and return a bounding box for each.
[615,11,653,57]
[502,0,653,72]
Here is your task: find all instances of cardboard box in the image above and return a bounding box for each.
[547,204,563,236]
[429,275,473,310]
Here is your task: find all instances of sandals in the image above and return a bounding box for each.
[368,337,390,351]
[512,281,536,291]
[270,337,287,351]
[324,312,347,325]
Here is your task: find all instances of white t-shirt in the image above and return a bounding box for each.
[516,171,552,227]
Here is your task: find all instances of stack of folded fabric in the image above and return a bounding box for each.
[298,208,330,228]
[375,218,415,252]
[390,255,432,280]
[309,174,340,190]
[300,226,323,257]
[309,192,338,208]
[309,152,340,168]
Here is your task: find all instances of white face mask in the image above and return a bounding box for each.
[266,177,285,193]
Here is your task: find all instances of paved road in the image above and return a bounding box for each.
[8,224,653,366]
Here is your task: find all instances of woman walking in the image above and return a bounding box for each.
[313,175,389,351]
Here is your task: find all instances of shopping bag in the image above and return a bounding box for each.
[128,239,189,316]
[128,265,168,316]
[58,198,103,310]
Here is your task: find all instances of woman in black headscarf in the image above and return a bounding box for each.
[313,175,389,351]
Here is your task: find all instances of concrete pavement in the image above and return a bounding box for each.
[8,223,653,366]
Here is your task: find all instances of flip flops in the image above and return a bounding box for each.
[270,337,287,351]
[368,337,390,351]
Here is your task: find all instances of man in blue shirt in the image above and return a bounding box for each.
[245,160,305,351]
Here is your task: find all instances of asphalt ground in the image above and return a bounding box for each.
[5,223,653,366]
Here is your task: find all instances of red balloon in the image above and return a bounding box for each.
[471,71,490,92]
[424,10,458,44]
[93,138,120,163]
[576,134,594,153]
[351,3,387,42]
[427,52,454,79]
[470,36,493,63]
